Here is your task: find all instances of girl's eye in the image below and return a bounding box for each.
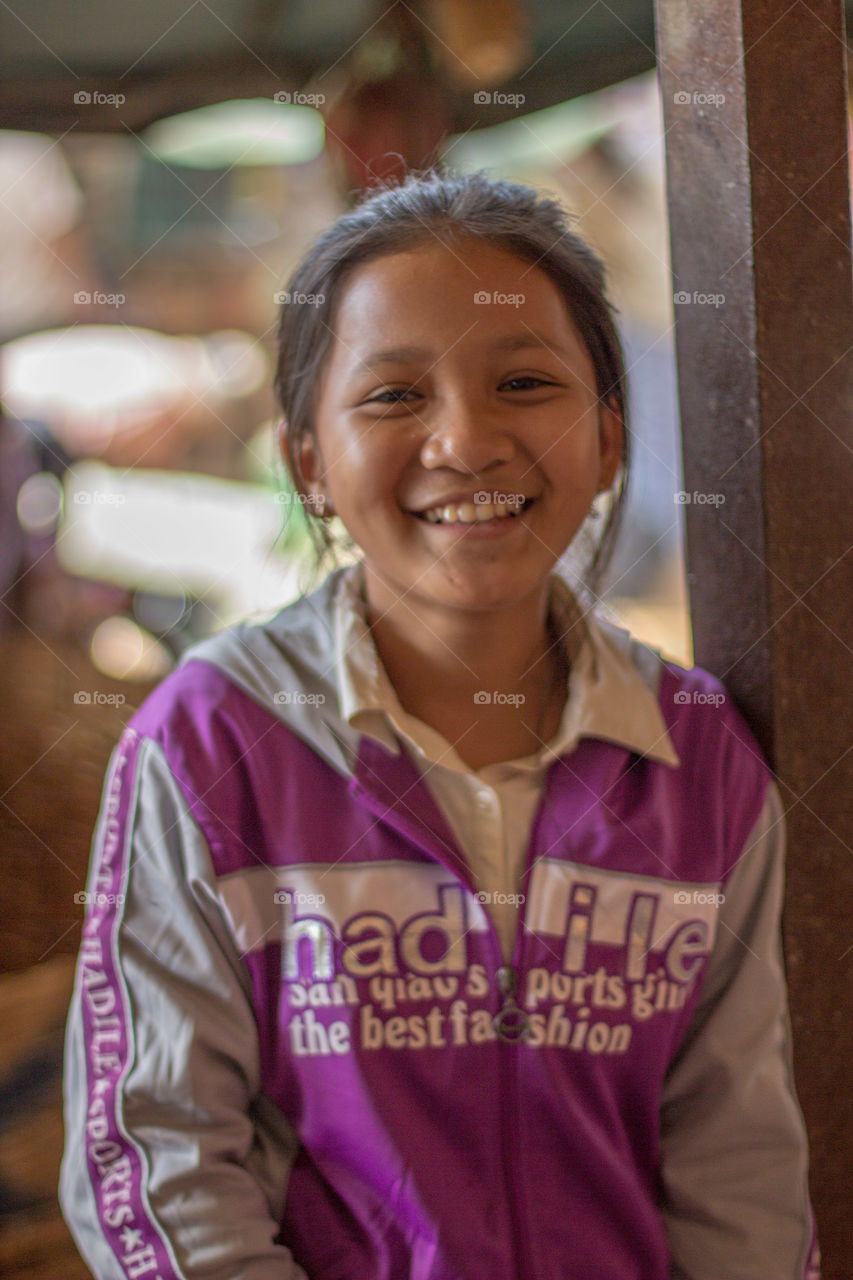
[501,376,557,391]
[365,376,559,404]
[367,387,420,404]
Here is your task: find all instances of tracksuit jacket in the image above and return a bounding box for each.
[60,564,820,1280]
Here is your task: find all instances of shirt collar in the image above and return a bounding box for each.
[333,561,680,770]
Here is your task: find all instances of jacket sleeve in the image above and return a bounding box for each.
[60,727,310,1280]
[659,780,820,1280]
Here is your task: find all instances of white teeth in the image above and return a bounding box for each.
[418,499,527,524]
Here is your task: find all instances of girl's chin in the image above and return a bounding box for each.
[402,560,553,614]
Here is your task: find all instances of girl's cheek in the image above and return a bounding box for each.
[326,439,403,515]
[360,422,419,474]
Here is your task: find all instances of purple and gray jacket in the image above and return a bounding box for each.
[60,567,820,1280]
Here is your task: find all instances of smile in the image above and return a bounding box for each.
[415,498,533,525]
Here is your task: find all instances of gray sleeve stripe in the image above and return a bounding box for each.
[71,727,188,1280]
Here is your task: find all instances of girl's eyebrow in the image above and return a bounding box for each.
[356,332,569,369]
[357,344,432,367]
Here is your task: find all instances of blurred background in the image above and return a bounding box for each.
[0,2,851,1275]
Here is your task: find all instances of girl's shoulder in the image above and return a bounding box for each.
[124,567,357,774]
[588,599,772,774]
[584,607,727,707]
[594,612,775,861]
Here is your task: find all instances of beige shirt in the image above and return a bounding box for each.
[333,562,680,961]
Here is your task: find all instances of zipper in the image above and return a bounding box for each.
[493,965,529,1041]
[492,769,558,1280]
[350,750,558,1280]
[495,963,527,1280]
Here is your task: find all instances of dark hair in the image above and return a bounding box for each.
[274,168,629,599]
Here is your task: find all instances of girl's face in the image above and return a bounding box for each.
[299,237,623,618]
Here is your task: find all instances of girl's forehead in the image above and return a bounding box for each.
[343,236,540,294]
[330,238,582,348]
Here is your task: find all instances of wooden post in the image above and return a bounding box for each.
[654,1,853,1273]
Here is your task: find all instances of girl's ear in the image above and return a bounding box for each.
[297,430,319,486]
[278,420,323,492]
[596,395,624,493]
[295,429,334,514]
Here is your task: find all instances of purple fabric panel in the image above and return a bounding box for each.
[77,727,181,1280]
[532,661,772,886]
[511,935,700,1277]
[129,659,378,877]
[128,658,474,878]
[242,948,522,1280]
[659,661,773,876]
[352,735,472,879]
[243,934,676,1277]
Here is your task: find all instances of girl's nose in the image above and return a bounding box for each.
[419,397,516,472]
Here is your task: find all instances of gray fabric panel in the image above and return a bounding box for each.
[659,782,814,1278]
[61,737,307,1280]
[181,567,362,777]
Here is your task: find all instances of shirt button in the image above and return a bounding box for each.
[475,789,494,810]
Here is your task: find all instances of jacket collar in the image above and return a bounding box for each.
[334,562,680,770]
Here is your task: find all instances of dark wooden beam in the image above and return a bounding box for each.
[0,55,315,136]
[654,0,853,1274]
[0,45,659,138]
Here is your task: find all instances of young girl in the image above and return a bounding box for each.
[61,170,819,1280]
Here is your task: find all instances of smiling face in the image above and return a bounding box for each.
[297,236,623,620]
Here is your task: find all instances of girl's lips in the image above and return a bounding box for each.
[410,496,534,521]
[408,502,534,539]
[414,495,531,524]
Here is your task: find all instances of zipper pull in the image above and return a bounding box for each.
[492,966,529,1042]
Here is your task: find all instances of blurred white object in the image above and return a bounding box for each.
[60,462,304,625]
[0,325,266,452]
[144,98,326,168]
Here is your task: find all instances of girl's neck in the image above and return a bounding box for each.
[361,572,570,769]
